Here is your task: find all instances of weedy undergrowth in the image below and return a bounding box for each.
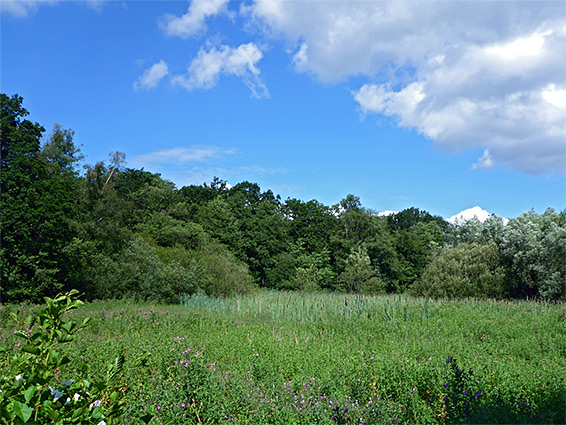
[0,290,152,425]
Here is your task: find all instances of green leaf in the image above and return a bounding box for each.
[56,333,75,343]
[21,344,40,356]
[60,322,75,334]
[24,386,36,404]
[71,406,87,420]
[44,403,61,422]
[12,401,32,423]
[57,355,71,367]
[91,407,104,420]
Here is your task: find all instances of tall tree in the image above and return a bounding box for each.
[1,95,80,302]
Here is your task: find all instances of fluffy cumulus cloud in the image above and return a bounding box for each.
[172,42,269,99]
[159,0,230,38]
[133,60,169,90]
[247,0,566,174]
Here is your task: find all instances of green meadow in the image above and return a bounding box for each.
[1,291,565,424]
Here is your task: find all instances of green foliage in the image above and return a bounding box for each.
[499,209,566,300]
[0,290,143,424]
[1,95,82,303]
[2,93,564,304]
[3,293,561,424]
[339,246,385,294]
[290,249,335,292]
[411,242,507,299]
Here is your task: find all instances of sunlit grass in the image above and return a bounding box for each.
[1,291,564,424]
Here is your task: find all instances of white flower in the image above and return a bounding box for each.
[15,375,23,385]
[73,393,81,402]
[97,421,106,425]
[90,400,102,408]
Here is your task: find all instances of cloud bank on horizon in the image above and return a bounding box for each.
[3,0,565,175]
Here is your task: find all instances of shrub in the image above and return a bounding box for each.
[411,242,507,299]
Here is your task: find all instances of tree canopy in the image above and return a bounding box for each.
[1,93,564,303]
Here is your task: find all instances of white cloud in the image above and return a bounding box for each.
[471,150,495,171]
[130,146,235,167]
[448,206,492,224]
[247,0,566,174]
[1,0,107,17]
[377,210,399,217]
[1,0,59,17]
[486,31,548,60]
[133,60,169,91]
[157,164,286,189]
[160,0,230,39]
[172,42,269,99]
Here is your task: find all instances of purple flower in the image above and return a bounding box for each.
[446,359,450,364]
[475,392,481,398]
[344,408,348,413]
[443,384,449,388]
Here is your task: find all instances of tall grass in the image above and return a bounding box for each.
[1,292,564,424]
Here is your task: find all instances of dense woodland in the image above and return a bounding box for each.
[2,93,565,303]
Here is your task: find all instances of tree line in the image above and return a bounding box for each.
[1,93,564,303]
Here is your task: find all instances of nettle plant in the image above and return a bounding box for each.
[0,290,151,425]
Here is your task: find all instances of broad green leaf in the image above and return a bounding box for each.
[12,401,32,423]
[91,407,104,419]
[24,385,36,404]
[60,322,75,334]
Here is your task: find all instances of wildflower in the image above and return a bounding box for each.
[446,359,450,364]
[90,400,102,408]
[475,392,481,398]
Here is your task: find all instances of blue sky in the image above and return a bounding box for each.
[2,0,565,219]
